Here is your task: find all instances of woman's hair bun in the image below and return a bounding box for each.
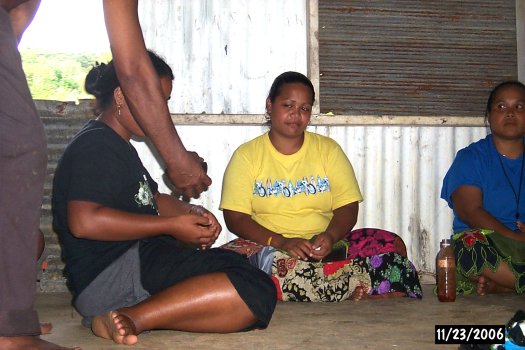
[85,62,106,97]
[84,61,118,99]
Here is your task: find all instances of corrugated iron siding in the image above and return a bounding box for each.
[138,0,308,114]
[38,101,96,292]
[132,122,488,275]
[35,1,515,291]
[318,0,518,116]
[38,104,486,291]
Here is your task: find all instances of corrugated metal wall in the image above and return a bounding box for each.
[138,0,308,114]
[318,0,518,116]
[38,103,486,290]
[36,1,520,291]
[132,123,488,276]
[39,101,96,292]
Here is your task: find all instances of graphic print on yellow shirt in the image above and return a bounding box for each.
[220,131,363,240]
[253,175,330,198]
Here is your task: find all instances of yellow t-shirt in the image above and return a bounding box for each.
[220,131,363,239]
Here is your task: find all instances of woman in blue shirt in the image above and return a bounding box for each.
[441,81,525,295]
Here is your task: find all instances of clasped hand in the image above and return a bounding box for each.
[278,233,334,261]
[173,205,221,249]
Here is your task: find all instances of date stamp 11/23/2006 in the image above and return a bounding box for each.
[435,325,505,344]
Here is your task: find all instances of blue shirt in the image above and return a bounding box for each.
[441,134,525,232]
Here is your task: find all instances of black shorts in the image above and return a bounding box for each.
[139,237,277,328]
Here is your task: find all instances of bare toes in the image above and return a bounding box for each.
[92,311,138,345]
[477,276,489,296]
[350,286,366,301]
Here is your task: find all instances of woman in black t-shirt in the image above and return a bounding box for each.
[52,51,276,346]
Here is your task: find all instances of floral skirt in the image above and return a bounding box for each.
[222,228,423,302]
[453,229,525,294]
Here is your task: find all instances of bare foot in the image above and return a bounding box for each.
[0,336,79,350]
[476,275,490,296]
[476,276,514,295]
[91,311,138,345]
[40,322,53,335]
[350,286,366,300]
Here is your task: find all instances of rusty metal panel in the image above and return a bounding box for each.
[138,0,309,114]
[319,0,517,116]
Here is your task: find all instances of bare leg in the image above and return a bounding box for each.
[480,262,516,294]
[476,274,514,296]
[92,272,257,345]
[37,232,55,337]
[475,275,514,295]
[0,336,79,350]
[471,262,516,295]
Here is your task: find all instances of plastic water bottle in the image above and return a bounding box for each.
[436,238,456,302]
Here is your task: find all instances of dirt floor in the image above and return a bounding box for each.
[35,284,524,350]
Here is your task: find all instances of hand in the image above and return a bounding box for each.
[166,151,212,199]
[168,214,218,247]
[517,220,525,233]
[189,205,222,249]
[275,237,314,261]
[309,233,335,261]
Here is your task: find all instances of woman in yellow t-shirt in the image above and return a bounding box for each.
[220,71,422,302]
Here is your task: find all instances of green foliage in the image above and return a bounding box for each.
[21,49,111,102]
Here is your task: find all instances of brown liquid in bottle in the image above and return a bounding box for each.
[436,239,456,302]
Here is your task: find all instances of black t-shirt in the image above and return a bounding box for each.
[52,120,158,296]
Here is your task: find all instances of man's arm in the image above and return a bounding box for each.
[7,0,40,43]
[102,0,211,198]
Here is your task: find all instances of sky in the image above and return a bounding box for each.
[19,0,109,52]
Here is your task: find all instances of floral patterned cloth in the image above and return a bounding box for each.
[272,249,422,301]
[453,228,525,294]
[271,228,423,301]
[221,228,423,302]
[346,228,408,259]
[272,251,371,302]
[365,252,422,298]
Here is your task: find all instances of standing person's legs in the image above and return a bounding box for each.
[0,7,77,350]
[0,8,46,338]
[0,130,46,335]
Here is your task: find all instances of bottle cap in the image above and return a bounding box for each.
[440,238,451,247]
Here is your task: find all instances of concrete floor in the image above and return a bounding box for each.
[36,284,523,350]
